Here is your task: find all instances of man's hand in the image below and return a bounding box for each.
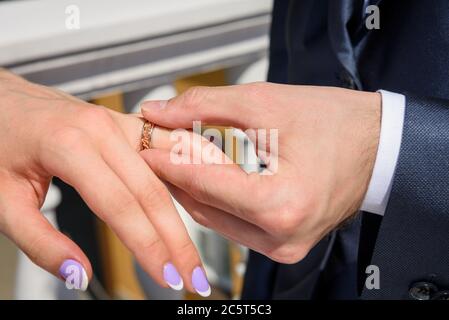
[0,70,207,294]
[141,83,381,263]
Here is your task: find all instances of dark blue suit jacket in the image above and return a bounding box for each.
[242,0,449,299]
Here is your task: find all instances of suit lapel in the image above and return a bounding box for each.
[327,0,362,89]
[327,0,384,90]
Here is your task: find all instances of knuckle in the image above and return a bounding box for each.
[267,244,308,264]
[138,183,172,212]
[262,181,317,237]
[47,126,90,156]
[278,207,304,236]
[172,240,198,264]
[108,195,137,220]
[141,237,162,251]
[25,232,54,266]
[183,167,207,202]
[138,236,164,255]
[80,106,115,131]
[182,86,208,109]
[262,204,303,237]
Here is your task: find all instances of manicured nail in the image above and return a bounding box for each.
[192,266,211,297]
[141,100,167,112]
[163,263,184,291]
[59,259,88,291]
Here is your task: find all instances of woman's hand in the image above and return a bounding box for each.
[0,70,210,296]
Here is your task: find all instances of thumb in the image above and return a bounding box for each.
[140,84,261,130]
[2,205,92,291]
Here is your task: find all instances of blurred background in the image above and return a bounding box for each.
[0,0,272,299]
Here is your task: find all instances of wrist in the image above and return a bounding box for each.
[358,92,382,209]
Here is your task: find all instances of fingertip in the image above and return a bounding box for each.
[170,246,206,294]
[56,234,93,279]
[58,258,91,291]
[192,266,212,297]
[163,262,184,291]
[140,100,167,115]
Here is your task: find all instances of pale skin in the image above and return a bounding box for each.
[140,83,381,264]
[0,69,204,293]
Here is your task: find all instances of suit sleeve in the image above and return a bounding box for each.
[362,95,449,299]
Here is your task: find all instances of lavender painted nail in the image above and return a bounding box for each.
[163,263,184,291]
[59,259,88,291]
[192,267,211,297]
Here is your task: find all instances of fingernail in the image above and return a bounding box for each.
[141,100,167,112]
[192,266,211,297]
[59,259,89,291]
[163,263,184,291]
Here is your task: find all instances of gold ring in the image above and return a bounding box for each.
[141,120,155,150]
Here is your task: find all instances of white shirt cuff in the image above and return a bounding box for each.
[360,90,405,216]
